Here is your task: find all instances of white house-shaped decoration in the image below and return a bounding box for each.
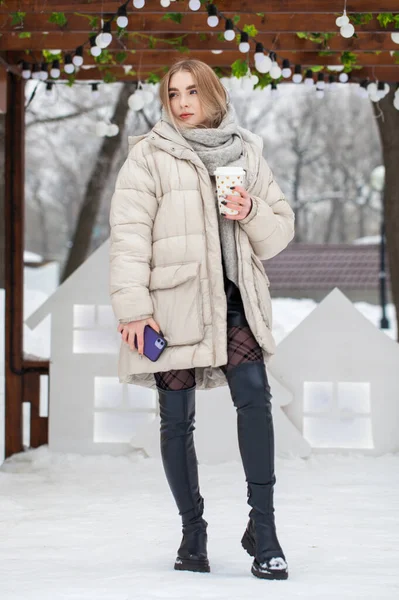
[25,239,310,460]
[269,288,399,455]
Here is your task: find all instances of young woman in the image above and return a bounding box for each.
[109,59,295,580]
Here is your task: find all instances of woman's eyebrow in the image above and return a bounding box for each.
[168,84,197,92]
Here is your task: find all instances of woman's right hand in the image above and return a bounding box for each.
[117,317,161,355]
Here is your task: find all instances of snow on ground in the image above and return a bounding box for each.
[0,446,398,599]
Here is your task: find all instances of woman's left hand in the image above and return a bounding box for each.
[222,185,252,220]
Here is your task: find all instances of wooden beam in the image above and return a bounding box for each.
[11,48,399,68]
[21,64,398,81]
[2,29,399,52]
[23,372,49,449]
[0,13,396,36]
[2,1,399,13]
[4,73,25,459]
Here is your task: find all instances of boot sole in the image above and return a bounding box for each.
[174,557,210,573]
[251,564,289,580]
[242,531,289,580]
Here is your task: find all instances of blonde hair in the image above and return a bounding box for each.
[159,59,228,129]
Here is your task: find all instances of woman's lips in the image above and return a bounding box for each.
[180,114,193,119]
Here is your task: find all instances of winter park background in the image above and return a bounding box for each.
[1,80,399,598]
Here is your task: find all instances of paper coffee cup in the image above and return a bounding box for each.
[214,167,245,216]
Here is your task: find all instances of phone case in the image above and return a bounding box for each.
[133,324,168,362]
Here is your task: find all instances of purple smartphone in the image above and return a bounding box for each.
[133,324,168,361]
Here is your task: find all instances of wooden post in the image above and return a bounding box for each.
[4,72,25,458]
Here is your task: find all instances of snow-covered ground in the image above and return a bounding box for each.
[0,265,398,598]
[0,446,398,599]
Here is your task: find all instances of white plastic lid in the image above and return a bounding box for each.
[214,167,245,176]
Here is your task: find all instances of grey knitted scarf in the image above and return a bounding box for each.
[161,104,246,287]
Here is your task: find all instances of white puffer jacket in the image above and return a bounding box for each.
[109,118,295,389]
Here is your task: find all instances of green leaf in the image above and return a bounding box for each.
[199,33,207,42]
[94,49,115,65]
[177,45,190,53]
[233,15,240,25]
[377,13,394,28]
[10,11,26,26]
[256,13,265,18]
[148,35,157,49]
[48,12,68,27]
[254,73,272,90]
[217,32,225,42]
[115,51,127,64]
[18,31,31,38]
[231,58,248,78]
[394,15,399,29]
[243,24,258,38]
[103,70,117,84]
[213,67,224,78]
[341,51,358,66]
[393,51,399,64]
[147,72,161,84]
[296,32,308,39]
[310,65,324,72]
[161,13,183,24]
[318,50,334,56]
[66,74,76,87]
[42,49,62,61]
[349,13,373,25]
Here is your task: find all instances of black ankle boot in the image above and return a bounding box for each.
[226,362,288,580]
[157,384,210,573]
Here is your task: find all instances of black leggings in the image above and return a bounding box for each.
[154,325,263,391]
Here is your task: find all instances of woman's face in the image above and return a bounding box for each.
[168,70,207,127]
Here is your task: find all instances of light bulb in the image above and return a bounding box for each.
[22,62,31,79]
[90,45,101,57]
[255,55,271,74]
[117,15,128,28]
[340,23,355,38]
[160,0,171,6]
[50,60,60,78]
[133,0,145,8]
[250,74,259,85]
[128,92,145,111]
[73,55,83,67]
[224,29,235,42]
[336,14,349,27]
[292,73,302,83]
[31,65,41,80]
[304,70,314,85]
[393,96,399,110]
[64,64,75,74]
[391,32,399,44]
[367,82,377,95]
[270,63,282,79]
[107,124,119,137]
[339,72,349,83]
[239,41,250,53]
[39,64,49,80]
[281,59,291,79]
[207,15,219,27]
[189,0,201,10]
[101,32,112,47]
[317,74,325,89]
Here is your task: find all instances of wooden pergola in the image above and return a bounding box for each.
[2,1,399,459]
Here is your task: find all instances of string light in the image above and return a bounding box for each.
[91,83,100,99]
[189,0,201,10]
[72,46,84,67]
[160,0,171,7]
[316,72,325,90]
[281,59,292,79]
[117,5,129,28]
[339,72,349,83]
[292,65,302,83]
[89,35,102,57]
[224,19,235,42]
[64,54,75,74]
[269,53,282,79]
[22,61,31,79]
[304,69,314,86]
[50,59,61,78]
[45,81,54,95]
[391,32,399,44]
[207,4,219,27]
[96,21,112,49]
[133,0,145,8]
[31,64,41,80]
[239,32,250,54]
[39,63,49,80]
